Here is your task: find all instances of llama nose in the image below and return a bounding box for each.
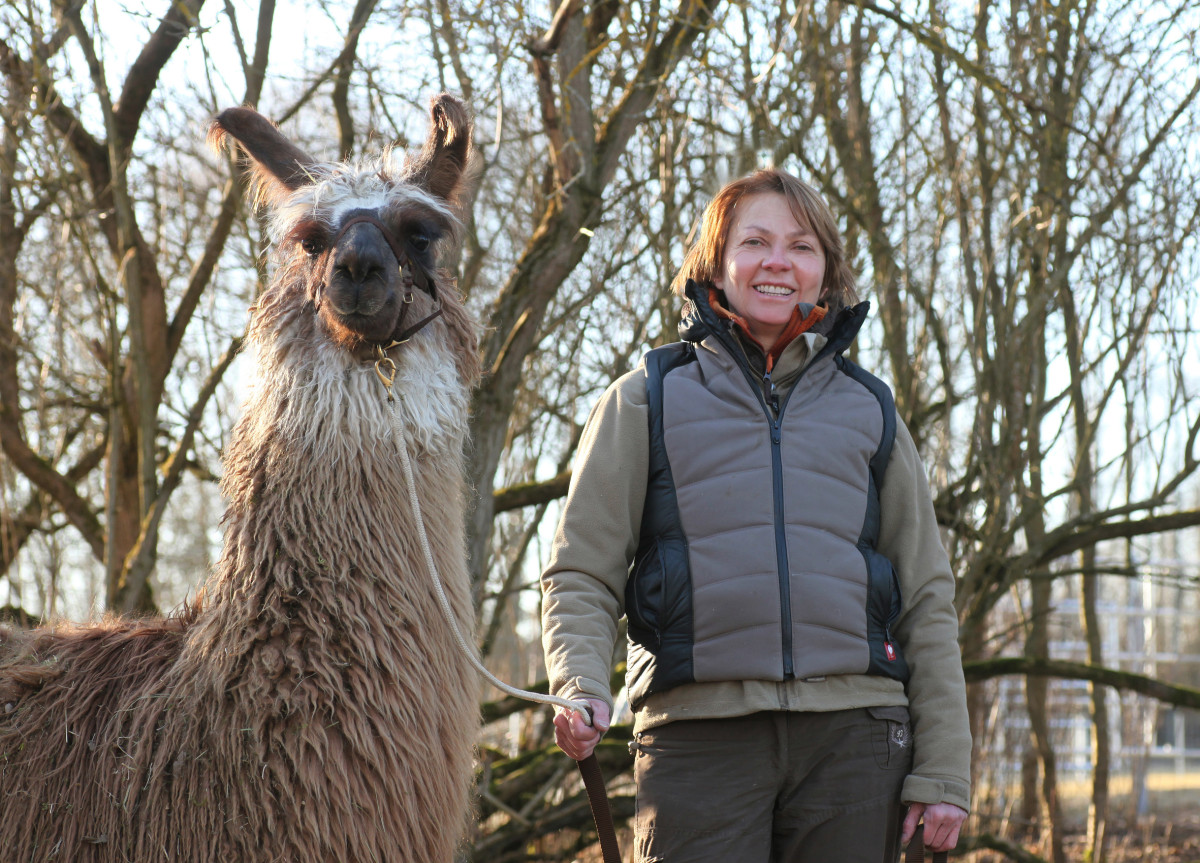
[334,255,386,290]
[328,226,395,312]
[334,239,389,286]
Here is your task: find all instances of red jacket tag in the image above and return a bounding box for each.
[884,641,897,662]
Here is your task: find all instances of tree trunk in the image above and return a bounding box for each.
[466,0,721,594]
[1080,560,1110,861]
[1026,577,1066,863]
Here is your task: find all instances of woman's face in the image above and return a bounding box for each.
[714,192,826,348]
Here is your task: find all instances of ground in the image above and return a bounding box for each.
[568,817,1200,862]
[1065,816,1200,863]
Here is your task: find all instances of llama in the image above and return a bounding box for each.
[0,94,483,863]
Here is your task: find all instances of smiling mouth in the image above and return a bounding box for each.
[754,285,794,296]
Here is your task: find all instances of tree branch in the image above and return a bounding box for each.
[492,470,571,514]
[0,417,105,562]
[963,656,1200,709]
[958,833,1051,863]
[1033,509,1200,567]
[117,335,243,611]
[113,0,208,146]
[166,174,243,367]
[468,0,724,587]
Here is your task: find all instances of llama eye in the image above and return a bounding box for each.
[409,233,430,253]
[301,237,324,256]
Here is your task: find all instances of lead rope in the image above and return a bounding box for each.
[375,350,622,863]
[905,824,949,863]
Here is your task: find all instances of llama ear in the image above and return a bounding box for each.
[208,107,319,203]
[406,94,473,205]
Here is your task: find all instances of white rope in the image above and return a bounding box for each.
[383,386,591,722]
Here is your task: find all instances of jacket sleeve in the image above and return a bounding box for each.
[540,370,650,713]
[878,415,972,812]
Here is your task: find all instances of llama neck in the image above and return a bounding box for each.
[183,323,473,690]
[156,322,480,863]
[235,307,471,457]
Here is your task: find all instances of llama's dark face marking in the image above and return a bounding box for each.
[291,205,447,348]
[323,217,401,338]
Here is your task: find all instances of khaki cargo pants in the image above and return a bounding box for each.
[630,707,913,863]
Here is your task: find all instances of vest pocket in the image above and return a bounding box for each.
[626,535,694,704]
[864,553,909,680]
[627,538,666,648]
[627,535,692,649]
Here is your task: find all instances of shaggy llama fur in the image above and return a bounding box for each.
[0,94,483,863]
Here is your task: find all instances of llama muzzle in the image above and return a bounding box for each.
[321,212,441,346]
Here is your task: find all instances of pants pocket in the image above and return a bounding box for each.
[631,718,777,862]
[868,705,913,770]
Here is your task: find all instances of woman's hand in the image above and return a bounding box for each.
[552,697,611,761]
[901,801,968,852]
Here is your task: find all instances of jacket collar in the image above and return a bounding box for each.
[679,279,870,361]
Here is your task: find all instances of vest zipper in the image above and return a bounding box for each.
[770,413,794,678]
[761,368,792,677]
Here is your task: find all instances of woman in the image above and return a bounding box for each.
[541,169,970,862]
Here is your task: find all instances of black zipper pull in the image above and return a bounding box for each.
[764,371,779,416]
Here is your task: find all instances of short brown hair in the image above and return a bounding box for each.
[672,170,857,312]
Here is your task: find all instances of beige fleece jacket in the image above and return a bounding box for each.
[540,330,972,811]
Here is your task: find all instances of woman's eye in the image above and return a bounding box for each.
[409,233,430,253]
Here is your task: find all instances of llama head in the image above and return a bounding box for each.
[209,95,480,384]
[208,96,481,455]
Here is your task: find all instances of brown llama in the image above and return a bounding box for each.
[0,94,483,863]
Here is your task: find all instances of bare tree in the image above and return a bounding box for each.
[3,0,1200,858]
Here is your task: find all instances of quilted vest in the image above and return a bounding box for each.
[625,282,907,707]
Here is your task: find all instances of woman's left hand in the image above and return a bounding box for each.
[900,801,967,852]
